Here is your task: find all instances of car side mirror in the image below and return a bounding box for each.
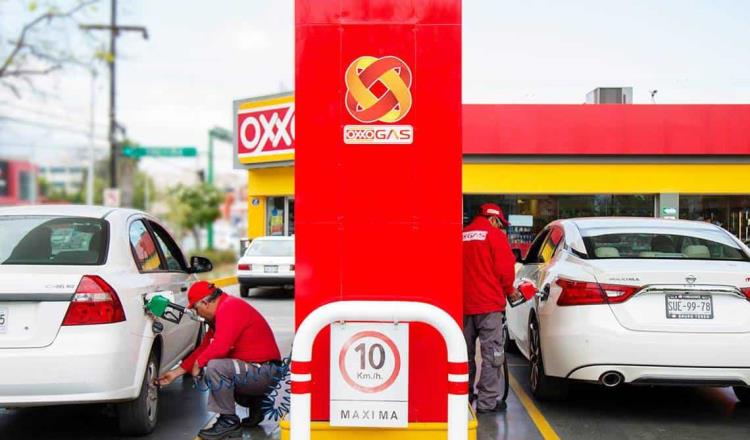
[512,248,523,263]
[189,256,213,274]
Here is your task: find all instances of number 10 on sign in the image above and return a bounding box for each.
[330,322,409,428]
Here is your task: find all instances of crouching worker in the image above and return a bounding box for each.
[157,281,282,440]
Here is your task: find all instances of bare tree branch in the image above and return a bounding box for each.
[1,81,22,98]
[0,0,100,79]
[2,65,62,77]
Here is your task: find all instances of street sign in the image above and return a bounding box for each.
[103,188,121,207]
[330,322,409,428]
[122,146,197,158]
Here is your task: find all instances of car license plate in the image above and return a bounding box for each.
[665,294,713,319]
[264,265,278,274]
[0,307,7,333]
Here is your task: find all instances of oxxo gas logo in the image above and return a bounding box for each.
[343,56,413,145]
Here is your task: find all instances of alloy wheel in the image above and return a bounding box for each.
[145,360,158,423]
[529,319,541,392]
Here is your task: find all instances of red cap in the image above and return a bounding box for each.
[188,281,218,308]
[480,203,510,227]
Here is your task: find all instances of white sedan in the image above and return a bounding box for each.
[506,217,750,402]
[237,236,294,297]
[0,205,210,435]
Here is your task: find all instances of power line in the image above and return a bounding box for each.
[0,101,109,130]
[80,0,149,190]
[0,115,109,140]
[0,143,110,151]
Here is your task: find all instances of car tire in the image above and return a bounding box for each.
[733,386,750,403]
[528,317,568,401]
[240,284,251,298]
[117,350,159,436]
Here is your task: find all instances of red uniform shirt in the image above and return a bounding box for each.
[463,216,517,315]
[181,294,281,370]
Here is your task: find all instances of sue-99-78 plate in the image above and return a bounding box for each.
[665,294,713,319]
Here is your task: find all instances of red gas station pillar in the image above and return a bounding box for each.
[290,1,466,438]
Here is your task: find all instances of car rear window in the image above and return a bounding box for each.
[581,227,748,261]
[0,216,108,265]
[245,239,294,257]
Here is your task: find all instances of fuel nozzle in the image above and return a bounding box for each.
[145,294,202,324]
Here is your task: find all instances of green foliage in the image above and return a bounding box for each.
[166,182,223,249]
[190,248,237,267]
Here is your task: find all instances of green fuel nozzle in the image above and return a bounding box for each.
[144,294,202,324]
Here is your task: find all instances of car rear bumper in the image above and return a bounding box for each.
[238,274,294,286]
[568,364,750,386]
[0,323,142,407]
[539,306,750,384]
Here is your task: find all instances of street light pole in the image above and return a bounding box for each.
[206,127,232,249]
[87,68,97,205]
[108,0,117,189]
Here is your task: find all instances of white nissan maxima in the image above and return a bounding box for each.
[0,205,210,435]
[506,217,750,402]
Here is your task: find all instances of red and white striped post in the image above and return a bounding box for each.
[289,300,469,440]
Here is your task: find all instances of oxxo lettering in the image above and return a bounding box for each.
[239,105,295,153]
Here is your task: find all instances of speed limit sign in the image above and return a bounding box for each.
[330,322,409,428]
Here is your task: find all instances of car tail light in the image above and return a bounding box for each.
[557,278,640,306]
[238,264,251,271]
[741,288,750,301]
[62,276,126,326]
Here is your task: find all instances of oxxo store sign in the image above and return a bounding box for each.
[234,94,295,166]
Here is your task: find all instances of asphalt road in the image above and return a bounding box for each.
[3,285,750,439]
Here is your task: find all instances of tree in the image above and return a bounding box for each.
[0,0,101,97]
[166,183,223,250]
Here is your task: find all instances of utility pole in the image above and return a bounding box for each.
[80,0,148,196]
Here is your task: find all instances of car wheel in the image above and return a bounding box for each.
[240,284,251,297]
[117,350,159,435]
[733,386,750,403]
[528,317,568,401]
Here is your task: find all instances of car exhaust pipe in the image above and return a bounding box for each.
[600,371,624,388]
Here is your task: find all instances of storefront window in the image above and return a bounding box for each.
[19,171,34,201]
[287,199,295,235]
[680,195,750,241]
[267,197,285,236]
[266,196,295,236]
[464,194,656,251]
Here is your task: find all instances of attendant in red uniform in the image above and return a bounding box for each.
[463,203,519,413]
[157,281,281,440]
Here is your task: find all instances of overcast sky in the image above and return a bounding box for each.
[1,0,749,182]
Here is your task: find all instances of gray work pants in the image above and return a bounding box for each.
[203,358,281,415]
[463,312,505,410]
